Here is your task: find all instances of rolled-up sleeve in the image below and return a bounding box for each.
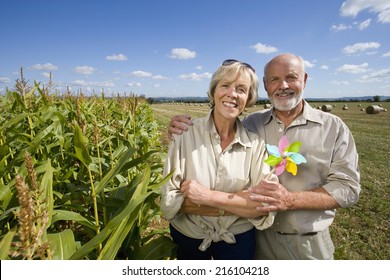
[323,121,360,208]
[160,137,184,220]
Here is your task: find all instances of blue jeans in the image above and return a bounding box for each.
[170,225,255,260]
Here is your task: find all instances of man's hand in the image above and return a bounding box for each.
[248,180,294,212]
[168,114,193,140]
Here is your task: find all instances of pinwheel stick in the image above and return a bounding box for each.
[264,167,276,180]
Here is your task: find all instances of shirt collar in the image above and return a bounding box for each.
[262,100,324,125]
[204,110,253,148]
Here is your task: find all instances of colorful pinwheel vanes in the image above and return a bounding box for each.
[264,135,307,176]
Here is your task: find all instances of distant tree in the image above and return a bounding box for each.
[373,95,381,102]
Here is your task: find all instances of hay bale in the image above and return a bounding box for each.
[321,104,332,112]
[342,106,348,110]
[263,104,271,109]
[366,105,383,114]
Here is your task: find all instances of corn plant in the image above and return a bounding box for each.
[0,79,175,259]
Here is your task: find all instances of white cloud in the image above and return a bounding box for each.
[169,48,197,59]
[343,42,381,54]
[358,68,390,82]
[179,72,212,81]
[106,53,128,61]
[340,0,390,23]
[330,80,350,85]
[358,18,371,29]
[152,75,168,80]
[304,60,315,68]
[71,80,114,87]
[251,43,278,54]
[41,72,51,78]
[336,63,370,73]
[330,23,352,31]
[94,81,115,87]
[321,65,329,70]
[383,51,390,57]
[0,77,11,83]
[130,70,152,77]
[74,66,96,75]
[30,63,58,71]
[195,65,203,70]
[71,80,88,86]
[127,82,142,87]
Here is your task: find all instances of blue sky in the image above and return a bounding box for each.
[1,0,390,99]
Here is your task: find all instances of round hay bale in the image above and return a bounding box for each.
[263,104,271,109]
[321,104,332,112]
[342,106,348,110]
[366,105,382,114]
[360,108,365,111]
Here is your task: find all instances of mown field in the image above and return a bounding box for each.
[151,101,390,260]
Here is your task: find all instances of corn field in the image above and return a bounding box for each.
[0,76,175,260]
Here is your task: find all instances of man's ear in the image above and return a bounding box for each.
[303,72,308,88]
[263,77,267,91]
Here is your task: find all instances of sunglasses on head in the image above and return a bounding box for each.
[222,59,256,73]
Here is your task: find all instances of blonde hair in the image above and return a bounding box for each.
[208,61,259,108]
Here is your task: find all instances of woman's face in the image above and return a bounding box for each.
[213,71,250,121]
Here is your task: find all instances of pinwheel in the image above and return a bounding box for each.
[264,135,307,176]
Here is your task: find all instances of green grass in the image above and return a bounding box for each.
[151,101,390,260]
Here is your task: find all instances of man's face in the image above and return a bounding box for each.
[263,56,307,112]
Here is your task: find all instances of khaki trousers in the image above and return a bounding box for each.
[255,228,335,260]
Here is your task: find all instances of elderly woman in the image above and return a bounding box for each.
[160,59,277,260]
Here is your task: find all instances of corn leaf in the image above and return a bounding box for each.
[40,159,54,226]
[0,230,15,260]
[70,167,152,260]
[98,167,151,259]
[94,147,136,195]
[47,229,77,260]
[73,123,92,166]
[51,210,96,229]
[133,235,176,260]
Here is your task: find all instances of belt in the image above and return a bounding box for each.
[276,231,317,236]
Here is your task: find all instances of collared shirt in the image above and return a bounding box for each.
[243,100,361,234]
[161,110,277,251]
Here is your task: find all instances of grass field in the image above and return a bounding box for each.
[151,101,390,260]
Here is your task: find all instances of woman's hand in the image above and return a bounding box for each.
[180,180,212,206]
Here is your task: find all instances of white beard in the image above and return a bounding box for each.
[269,92,303,111]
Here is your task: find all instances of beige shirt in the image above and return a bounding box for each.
[243,100,361,234]
[161,110,277,251]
